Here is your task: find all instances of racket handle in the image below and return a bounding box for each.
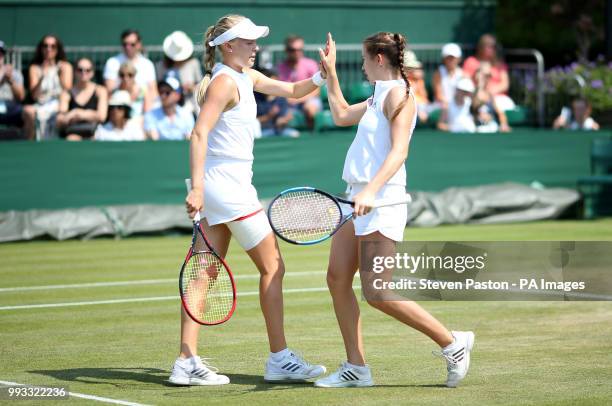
[372,193,412,208]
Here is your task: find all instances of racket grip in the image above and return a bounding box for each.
[185,178,201,222]
[372,193,412,208]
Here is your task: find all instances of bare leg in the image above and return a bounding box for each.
[179,219,231,359]
[22,105,36,141]
[359,232,453,348]
[246,232,287,352]
[326,221,366,365]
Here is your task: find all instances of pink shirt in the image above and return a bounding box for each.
[277,57,319,83]
[463,56,508,95]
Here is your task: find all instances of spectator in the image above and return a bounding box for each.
[103,29,157,98]
[403,50,430,123]
[276,34,322,129]
[432,43,463,110]
[156,31,202,117]
[94,90,145,141]
[254,68,299,138]
[553,98,600,131]
[56,57,108,141]
[462,34,515,111]
[144,74,194,140]
[438,77,476,133]
[22,34,72,140]
[117,60,153,121]
[0,40,25,130]
[472,62,510,133]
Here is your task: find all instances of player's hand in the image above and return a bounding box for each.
[353,188,376,217]
[318,32,336,76]
[186,188,203,219]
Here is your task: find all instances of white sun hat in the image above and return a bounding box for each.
[441,43,462,59]
[208,18,269,47]
[163,31,194,62]
[456,77,475,93]
[109,90,132,107]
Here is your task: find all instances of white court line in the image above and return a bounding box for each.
[0,270,326,293]
[0,286,354,311]
[0,380,149,406]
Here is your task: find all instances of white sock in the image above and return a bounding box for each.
[442,335,460,353]
[270,348,290,362]
[346,361,369,374]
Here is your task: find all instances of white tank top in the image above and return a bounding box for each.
[206,63,258,161]
[439,65,463,102]
[342,79,417,186]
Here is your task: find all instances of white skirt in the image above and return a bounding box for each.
[346,183,408,242]
[203,156,262,226]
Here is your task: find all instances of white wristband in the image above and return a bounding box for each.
[311,71,325,87]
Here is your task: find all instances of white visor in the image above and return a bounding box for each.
[208,18,269,47]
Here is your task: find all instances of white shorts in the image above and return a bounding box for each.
[346,183,408,242]
[203,156,262,226]
[226,210,272,251]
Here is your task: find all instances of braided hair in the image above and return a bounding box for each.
[363,32,411,120]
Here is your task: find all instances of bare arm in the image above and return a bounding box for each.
[96,86,108,122]
[432,70,446,105]
[353,88,416,216]
[185,75,238,218]
[4,65,25,101]
[249,68,320,99]
[319,32,367,126]
[28,65,43,101]
[58,61,73,91]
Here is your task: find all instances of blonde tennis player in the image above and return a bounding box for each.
[314,32,474,388]
[170,15,328,385]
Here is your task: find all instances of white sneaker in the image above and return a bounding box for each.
[434,331,475,388]
[168,356,230,386]
[264,349,326,382]
[314,361,374,388]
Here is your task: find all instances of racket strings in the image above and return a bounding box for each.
[182,252,233,324]
[269,190,342,243]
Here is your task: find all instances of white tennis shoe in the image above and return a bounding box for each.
[314,361,374,388]
[168,356,230,386]
[264,349,326,381]
[433,331,475,388]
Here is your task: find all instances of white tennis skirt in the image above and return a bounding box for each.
[346,183,408,242]
[203,156,262,226]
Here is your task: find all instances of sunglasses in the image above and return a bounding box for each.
[286,47,304,53]
[159,89,174,96]
[122,41,138,48]
[77,67,93,73]
[43,43,57,49]
[119,72,135,78]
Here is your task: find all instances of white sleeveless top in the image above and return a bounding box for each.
[206,63,258,161]
[342,79,417,186]
[439,65,463,102]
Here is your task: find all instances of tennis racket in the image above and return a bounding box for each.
[267,186,412,245]
[179,180,236,325]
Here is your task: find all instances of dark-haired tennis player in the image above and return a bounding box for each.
[314,33,474,388]
[170,14,328,385]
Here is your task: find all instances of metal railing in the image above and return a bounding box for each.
[6,43,546,126]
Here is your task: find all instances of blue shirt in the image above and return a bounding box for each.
[144,105,195,140]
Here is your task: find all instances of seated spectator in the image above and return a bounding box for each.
[438,77,476,133]
[103,29,157,99]
[462,34,515,111]
[118,61,152,118]
[553,98,600,131]
[56,57,108,141]
[22,35,72,140]
[276,35,322,129]
[144,74,194,140]
[0,40,25,131]
[255,69,299,138]
[472,62,510,133]
[432,43,463,110]
[403,50,430,123]
[94,90,145,141]
[156,31,202,117]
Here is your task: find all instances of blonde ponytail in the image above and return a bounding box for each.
[195,14,246,106]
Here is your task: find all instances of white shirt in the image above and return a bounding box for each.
[448,96,476,133]
[342,80,417,186]
[103,53,156,90]
[206,64,259,161]
[94,119,146,141]
[439,65,463,103]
